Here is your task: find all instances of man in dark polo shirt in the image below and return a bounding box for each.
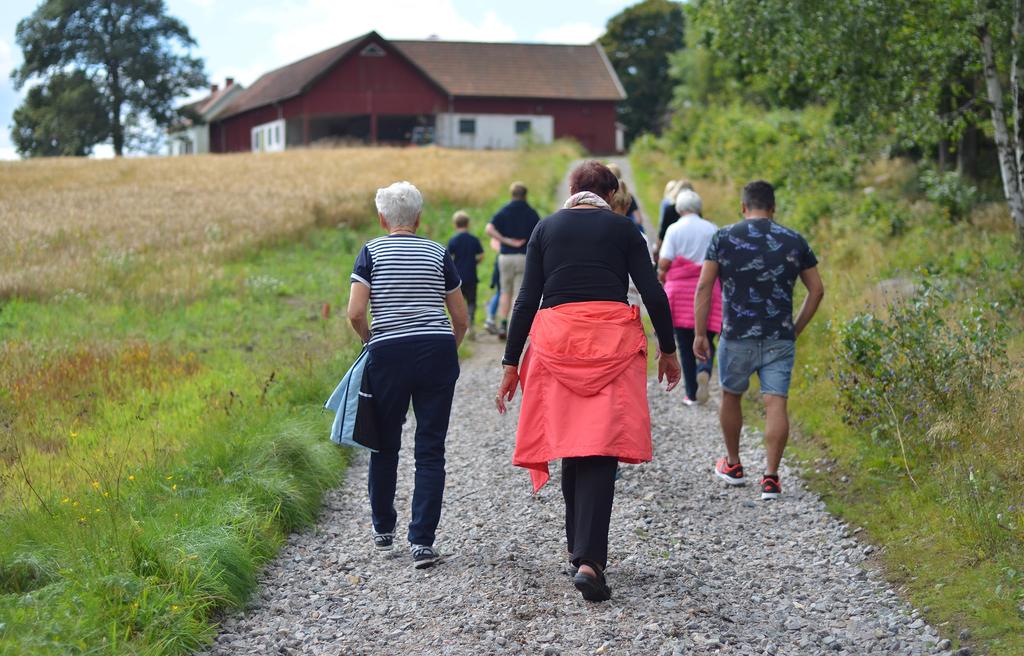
[486,182,541,339]
[693,180,824,500]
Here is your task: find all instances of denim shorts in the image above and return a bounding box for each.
[718,338,796,397]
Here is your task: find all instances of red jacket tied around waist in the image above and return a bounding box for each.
[513,301,652,492]
[664,257,723,333]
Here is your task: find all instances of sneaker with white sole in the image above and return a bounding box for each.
[682,396,697,407]
[760,474,782,500]
[410,544,440,569]
[372,532,394,551]
[715,456,746,486]
[696,370,711,404]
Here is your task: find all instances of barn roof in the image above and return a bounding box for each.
[218,32,625,119]
[392,40,625,101]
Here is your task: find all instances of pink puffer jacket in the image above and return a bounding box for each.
[664,257,723,333]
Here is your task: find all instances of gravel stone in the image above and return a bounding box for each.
[202,340,941,655]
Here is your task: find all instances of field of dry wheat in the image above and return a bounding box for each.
[0,147,529,300]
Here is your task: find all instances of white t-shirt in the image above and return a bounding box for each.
[660,214,718,263]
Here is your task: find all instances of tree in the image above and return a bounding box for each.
[689,0,1024,241]
[11,70,109,156]
[600,0,686,144]
[12,0,206,157]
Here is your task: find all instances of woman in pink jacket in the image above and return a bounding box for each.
[657,189,723,405]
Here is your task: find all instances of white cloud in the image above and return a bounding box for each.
[532,21,604,45]
[241,0,520,65]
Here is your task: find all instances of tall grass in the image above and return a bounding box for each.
[0,142,578,654]
[632,110,1024,654]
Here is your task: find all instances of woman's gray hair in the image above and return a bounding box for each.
[375,181,423,228]
[675,188,703,216]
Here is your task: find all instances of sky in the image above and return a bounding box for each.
[0,0,636,159]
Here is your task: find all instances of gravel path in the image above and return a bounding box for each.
[205,339,950,656]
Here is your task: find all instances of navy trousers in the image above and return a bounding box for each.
[674,327,718,401]
[366,337,459,547]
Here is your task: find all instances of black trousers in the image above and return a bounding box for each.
[462,280,477,325]
[674,327,718,400]
[561,456,618,570]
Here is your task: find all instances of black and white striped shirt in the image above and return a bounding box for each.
[351,234,461,348]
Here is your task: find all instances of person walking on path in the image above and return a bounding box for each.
[654,180,693,260]
[693,180,824,500]
[486,182,541,340]
[446,211,484,337]
[495,161,681,602]
[657,189,723,406]
[347,181,469,568]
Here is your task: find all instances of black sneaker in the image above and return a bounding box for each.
[373,532,394,551]
[410,544,440,569]
[761,474,782,500]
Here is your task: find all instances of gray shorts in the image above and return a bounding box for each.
[718,338,796,397]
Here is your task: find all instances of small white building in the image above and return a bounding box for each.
[434,113,554,149]
[168,79,245,156]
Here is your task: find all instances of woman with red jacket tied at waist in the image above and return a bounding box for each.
[657,189,724,406]
[495,161,681,602]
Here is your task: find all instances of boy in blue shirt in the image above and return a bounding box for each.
[447,211,485,337]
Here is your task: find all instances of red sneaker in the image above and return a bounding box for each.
[715,456,746,486]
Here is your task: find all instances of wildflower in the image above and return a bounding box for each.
[166,475,173,480]
[94,508,102,513]
[102,491,110,497]
[72,501,80,507]
[172,484,177,492]
[127,475,135,481]
[78,516,87,523]
[171,605,180,612]
[70,431,78,438]
[91,481,100,489]
[61,497,70,504]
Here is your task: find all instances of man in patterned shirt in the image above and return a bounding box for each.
[693,181,824,500]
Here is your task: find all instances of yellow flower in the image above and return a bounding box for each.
[69,431,78,438]
[72,501,80,507]
[102,491,110,497]
[94,508,102,513]
[61,497,70,504]
[127,475,135,481]
[91,481,100,489]
[171,484,177,492]
[171,605,180,612]
[165,475,174,481]
[78,516,87,523]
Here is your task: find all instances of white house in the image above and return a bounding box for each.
[168,78,245,156]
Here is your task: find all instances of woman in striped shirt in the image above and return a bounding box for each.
[347,181,469,569]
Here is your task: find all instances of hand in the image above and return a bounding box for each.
[693,334,711,363]
[658,352,681,392]
[507,237,527,248]
[496,365,520,414]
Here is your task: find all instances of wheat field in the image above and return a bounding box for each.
[0,147,526,300]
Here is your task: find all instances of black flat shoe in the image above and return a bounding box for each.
[573,569,612,602]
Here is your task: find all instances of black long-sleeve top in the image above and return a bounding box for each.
[502,207,677,366]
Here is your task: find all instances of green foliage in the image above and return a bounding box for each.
[13,0,207,156]
[599,0,686,143]
[919,168,981,223]
[10,70,109,157]
[834,281,1007,446]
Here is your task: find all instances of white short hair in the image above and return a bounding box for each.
[375,181,423,228]
[675,189,703,216]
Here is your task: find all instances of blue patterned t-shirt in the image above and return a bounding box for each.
[705,218,818,341]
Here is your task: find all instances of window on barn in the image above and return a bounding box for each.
[459,119,476,135]
[515,120,531,134]
[361,43,386,57]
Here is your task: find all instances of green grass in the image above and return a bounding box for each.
[632,128,1024,655]
[0,143,578,654]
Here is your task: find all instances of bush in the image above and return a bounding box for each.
[919,168,979,223]
[833,279,1007,448]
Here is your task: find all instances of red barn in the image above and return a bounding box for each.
[207,31,626,155]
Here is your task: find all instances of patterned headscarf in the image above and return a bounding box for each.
[563,191,611,211]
